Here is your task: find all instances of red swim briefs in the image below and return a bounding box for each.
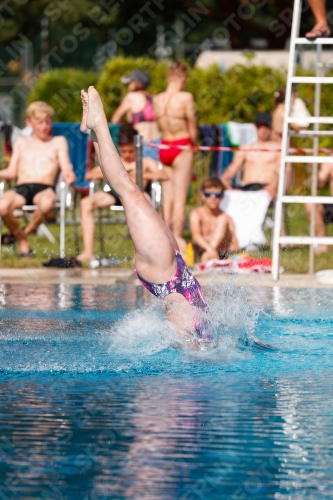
[159,137,191,166]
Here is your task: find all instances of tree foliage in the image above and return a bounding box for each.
[0,0,327,72]
[27,68,98,122]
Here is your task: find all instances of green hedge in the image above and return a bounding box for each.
[27,69,99,122]
[27,56,333,128]
[97,56,287,124]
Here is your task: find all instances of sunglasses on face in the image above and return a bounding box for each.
[203,191,224,199]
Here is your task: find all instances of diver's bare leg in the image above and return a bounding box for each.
[83,86,178,283]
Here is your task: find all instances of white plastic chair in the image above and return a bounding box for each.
[0,175,71,258]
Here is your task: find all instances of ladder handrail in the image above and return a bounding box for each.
[272,0,303,280]
[271,0,333,280]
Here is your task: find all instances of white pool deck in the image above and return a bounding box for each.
[1,268,333,288]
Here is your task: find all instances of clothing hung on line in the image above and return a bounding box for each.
[132,94,155,124]
[11,183,55,205]
[143,138,161,162]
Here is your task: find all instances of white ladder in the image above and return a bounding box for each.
[272,0,333,281]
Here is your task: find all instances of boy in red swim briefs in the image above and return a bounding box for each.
[153,62,197,252]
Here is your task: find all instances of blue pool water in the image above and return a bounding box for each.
[0,281,333,499]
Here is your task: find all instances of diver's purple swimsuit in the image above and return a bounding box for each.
[136,251,211,340]
[135,250,207,310]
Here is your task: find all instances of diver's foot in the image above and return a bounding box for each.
[80,89,89,133]
[305,24,330,41]
[86,86,106,131]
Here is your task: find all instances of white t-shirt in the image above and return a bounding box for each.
[291,97,311,128]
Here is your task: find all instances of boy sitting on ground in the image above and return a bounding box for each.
[77,124,168,263]
[190,177,238,263]
[0,101,76,257]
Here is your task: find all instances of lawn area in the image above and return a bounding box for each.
[1,204,333,273]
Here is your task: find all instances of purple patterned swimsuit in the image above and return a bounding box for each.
[136,250,210,338]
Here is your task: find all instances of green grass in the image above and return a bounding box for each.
[251,203,333,274]
[1,204,333,273]
[0,221,134,268]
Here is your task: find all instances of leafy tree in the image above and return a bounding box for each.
[27,68,98,122]
[1,0,330,74]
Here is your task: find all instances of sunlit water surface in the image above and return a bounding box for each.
[0,280,332,499]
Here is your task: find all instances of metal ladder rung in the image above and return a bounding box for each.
[292,130,333,136]
[279,236,333,245]
[318,63,333,69]
[281,195,333,203]
[287,117,333,124]
[285,156,333,163]
[294,37,333,45]
[110,206,124,211]
[291,76,333,84]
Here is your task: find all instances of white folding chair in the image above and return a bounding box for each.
[0,175,71,258]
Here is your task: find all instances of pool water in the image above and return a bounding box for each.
[0,281,333,499]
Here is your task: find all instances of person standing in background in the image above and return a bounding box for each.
[272,86,311,142]
[153,62,197,254]
[111,69,160,148]
[306,0,330,40]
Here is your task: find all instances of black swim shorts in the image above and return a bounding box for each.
[11,183,55,205]
[323,204,333,224]
[106,187,122,207]
[239,183,267,191]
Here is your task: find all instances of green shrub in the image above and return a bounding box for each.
[27,69,98,122]
[26,56,333,130]
[96,55,287,124]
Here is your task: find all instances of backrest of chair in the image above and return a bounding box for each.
[54,172,73,208]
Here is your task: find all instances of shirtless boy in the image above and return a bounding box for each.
[0,101,76,256]
[153,62,197,245]
[221,112,281,200]
[77,125,168,263]
[190,177,238,263]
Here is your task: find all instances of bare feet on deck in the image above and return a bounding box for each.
[76,251,97,263]
[18,238,30,256]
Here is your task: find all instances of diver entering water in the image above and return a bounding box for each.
[80,86,210,347]
[81,86,278,351]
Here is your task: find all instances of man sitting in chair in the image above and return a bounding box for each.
[221,112,280,199]
[0,101,76,257]
[220,112,281,250]
[77,124,168,263]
